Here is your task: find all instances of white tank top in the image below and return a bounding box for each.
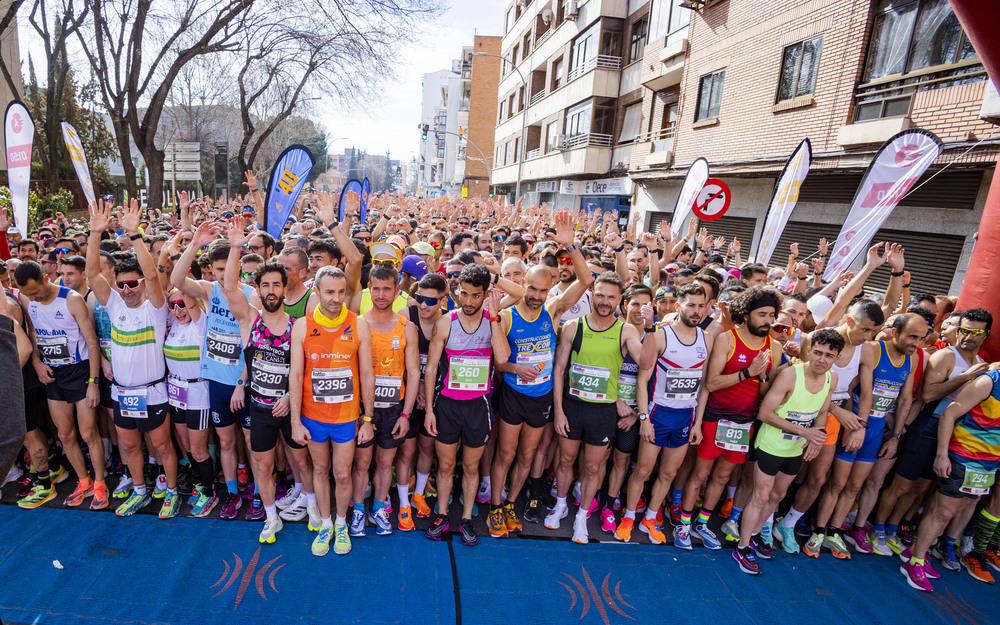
[164,313,207,381]
[27,286,88,367]
[651,325,708,409]
[106,291,170,404]
[943,345,982,401]
[830,340,863,404]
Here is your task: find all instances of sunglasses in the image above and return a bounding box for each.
[590,271,601,279]
[430,240,442,249]
[356,235,372,243]
[771,323,794,335]
[493,235,506,242]
[446,271,462,279]
[240,271,254,280]
[557,256,574,266]
[958,327,986,337]
[373,258,398,266]
[458,221,470,227]
[220,211,235,220]
[38,233,53,240]
[54,247,73,255]
[415,294,442,307]
[168,300,187,310]
[116,279,143,290]
[665,267,678,273]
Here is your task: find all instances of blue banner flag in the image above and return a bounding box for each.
[263,145,314,238]
[339,179,363,222]
[361,177,371,224]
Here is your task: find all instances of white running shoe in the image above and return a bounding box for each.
[572,513,589,545]
[279,493,308,521]
[259,517,283,544]
[2,465,23,488]
[306,504,322,531]
[276,486,303,510]
[545,501,569,530]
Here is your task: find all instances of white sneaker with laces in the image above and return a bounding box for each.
[306,504,322,531]
[572,513,589,544]
[545,501,568,530]
[259,517,283,543]
[276,486,303,510]
[2,465,23,488]
[279,493,309,521]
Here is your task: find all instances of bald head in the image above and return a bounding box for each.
[524,265,553,310]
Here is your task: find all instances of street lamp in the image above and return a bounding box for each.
[473,51,528,202]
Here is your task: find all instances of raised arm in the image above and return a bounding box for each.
[86,201,112,306]
[548,211,595,319]
[223,217,253,325]
[122,199,164,309]
[170,219,219,299]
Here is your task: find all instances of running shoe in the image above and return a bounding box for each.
[276,493,304,521]
[523,498,544,524]
[18,484,56,509]
[750,534,773,560]
[115,490,151,517]
[398,506,415,532]
[900,559,933,592]
[334,524,351,555]
[190,492,219,518]
[845,527,873,555]
[245,495,265,521]
[476,480,491,504]
[692,523,722,550]
[112,474,133,499]
[426,513,450,540]
[615,517,634,542]
[307,504,322,531]
[312,527,332,556]
[383,496,393,515]
[275,486,302,510]
[350,506,367,537]
[544,501,569,530]
[502,502,522,532]
[886,532,906,555]
[412,493,432,518]
[870,530,892,556]
[488,507,508,538]
[640,518,667,545]
[49,466,68,485]
[460,518,478,546]
[90,482,109,510]
[985,548,1000,573]
[844,505,858,528]
[822,533,852,559]
[159,491,180,519]
[899,522,915,546]
[370,506,393,536]
[668,503,682,525]
[2,465,22,488]
[186,485,202,507]
[219,492,242,519]
[152,476,168,499]
[673,524,693,550]
[572,514,589,545]
[16,472,36,498]
[64,480,94,507]
[957,534,975,558]
[611,495,622,511]
[803,532,824,558]
[259,517,283,544]
[635,496,647,515]
[775,523,800,554]
[760,518,774,548]
[719,497,733,519]
[721,519,740,542]
[600,506,616,533]
[931,542,960,572]
[733,546,761,575]
[794,514,812,537]
[425,475,437,497]
[961,553,996,584]
[237,466,250,492]
[898,547,940,579]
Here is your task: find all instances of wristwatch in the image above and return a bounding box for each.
[892,432,903,440]
[236,378,246,387]
[362,415,374,423]
[638,413,649,422]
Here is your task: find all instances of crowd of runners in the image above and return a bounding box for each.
[2,173,999,594]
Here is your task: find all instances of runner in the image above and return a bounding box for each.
[290,265,374,557]
[733,329,842,574]
[424,264,509,546]
[490,209,591,537]
[617,283,712,546]
[277,246,318,319]
[546,271,655,544]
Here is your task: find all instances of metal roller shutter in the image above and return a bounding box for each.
[863,227,966,298]
[772,221,842,268]
[797,170,983,211]
[699,216,757,255]
[647,211,672,234]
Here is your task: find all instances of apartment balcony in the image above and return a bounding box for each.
[629,127,675,169]
[492,132,613,185]
[642,34,688,92]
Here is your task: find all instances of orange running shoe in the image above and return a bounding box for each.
[615,517,634,543]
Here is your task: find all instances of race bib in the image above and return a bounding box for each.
[960,468,996,496]
[419,353,428,377]
[206,328,241,366]
[448,356,490,391]
[569,363,611,401]
[167,377,188,410]
[251,360,290,399]
[374,375,403,408]
[37,334,73,366]
[119,387,148,419]
[516,351,552,386]
[870,384,898,419]
[100,338,113,361]
[780,410,818,442]
[311,367,353,404]
[617,373,637,406]
[663,369,701,401]
[715,419,752,452]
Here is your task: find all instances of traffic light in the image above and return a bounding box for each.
[421,124,429,140]
[396,165,401,175]
[488,185,494,198]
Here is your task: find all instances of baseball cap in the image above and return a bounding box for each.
[401,255,429,279]
[409,241,435,256]
[370,242,402,261]
[807,294,834,323]
[386,235,407,250]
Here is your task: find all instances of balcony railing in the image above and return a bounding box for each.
[526,148,541,160]
[530,89,546,105]
[635,126,676,153]
[563,132,613,149]
[566,55,622,82]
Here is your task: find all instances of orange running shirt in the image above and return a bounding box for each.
[302,311,361,424]
[371,314,408,408]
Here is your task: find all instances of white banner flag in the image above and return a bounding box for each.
[755,138,811,266]
[668,157,709,238]
[824,129,942,281]
[5,102,34,237]
[61,121,97,209]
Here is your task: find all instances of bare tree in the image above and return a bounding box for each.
[0,0,25,100]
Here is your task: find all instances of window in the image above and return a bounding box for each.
[649,0,689,41]
[551,58,564,90]
[777,36,823,102]
[523,32,532,57]
[518,85,525,112]
[505,141,513,166]
[498,100,506,123]
[619,104,642,143]
[863,0,976,83]
[513,138,520,163]
[629,17,648,63]
[508,94,516,118]
[571,22,600,76]
[566,100,593,137]
[696,69,725,121]
[512,45,519,67]
[505,8,514,33]
[546,121,559,152]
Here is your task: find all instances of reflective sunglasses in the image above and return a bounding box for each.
[38,233,54,240]
[415,294,442,307]
[771,323,794,336]
[168,300,187,310]
[446,271,462,279]
[373,258,398,267]
[54,247,74,255]
[557,256,574,266]
[240,271,254,280]
[458,221,470,227]
[220,210,235,220]
[493,235,506,243]
[665,267,678,274]
[958,327,987,337]
[356,235,372,243]
[116,279,143,290]
[430,240,442,249]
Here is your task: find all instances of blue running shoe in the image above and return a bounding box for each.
[115,490,151,517]
[692,523,722,550]
[673,524,693,550]
[370,506,393,536]
[350,505,367,537]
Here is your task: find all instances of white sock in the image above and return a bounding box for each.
[134,484,148,496]
[624,508,636,520]
[725,486,737,499]
[576,507,588,520]
[335,515,346,526]
[556,496,567,508]
[321,517,333,528]
[644,508,657,521]
[306,491,317,507]
[415,471,429,495]
[265,504,277,520]
[148,456,156,465]
[766,513,774,525]
[289,483,303,498]
[397,483,410,509]
[782,508,805,529]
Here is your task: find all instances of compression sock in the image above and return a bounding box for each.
[725,486,737,500]
[729,506,743,523]
[681,510,692,526]
[195,459,215,496]
[696,510,711,526]
[974,510,1000,555]
[887,523,899,535]
[226,479,238,495]
[670,488,683,506]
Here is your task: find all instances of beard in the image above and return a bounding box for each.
[680,311,701,328]
[749,321,770,337]
[262,294,284,313]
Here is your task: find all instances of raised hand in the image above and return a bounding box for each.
[789,242,799,258]
[818,237,829,256]
[121,198,142,235]
[730,237,741,254]
[226,216,246,247]
[553,209,574,247]
[192,219,222,248]
[885,243,905,272]
[244,170,258,191]
[865,241,886,267]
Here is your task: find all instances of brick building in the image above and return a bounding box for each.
[628,0,999,296]
[465,36,502,198]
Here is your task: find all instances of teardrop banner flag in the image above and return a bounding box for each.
[824,129,942,282]
[263,144,314,239]
[668,157,709,238]
[338,179,363,223]
[61,121,97,210]
[5,101,34,237]
[360,177,371,225]
[755,138,812,266]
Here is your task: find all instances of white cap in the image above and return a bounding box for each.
[807,294,834,323]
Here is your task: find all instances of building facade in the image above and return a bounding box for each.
[464,35,502,198]
[627,0,999,296]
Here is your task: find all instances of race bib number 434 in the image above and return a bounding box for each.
[569,364,611,401]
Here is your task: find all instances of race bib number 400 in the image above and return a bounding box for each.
[569,364,611,401]
[119,388,148,419]
[961,468,996,496]
[374,375,402,408]
[206,329,241,366]
[311,367,353,404]
[448,356,489,391]
[715,419,752,452]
